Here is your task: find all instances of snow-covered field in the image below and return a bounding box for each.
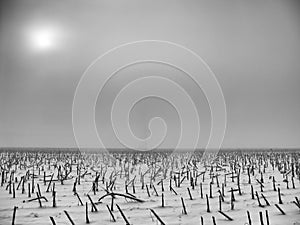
[0,150,299,225]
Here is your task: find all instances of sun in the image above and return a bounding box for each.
[35,31,52,48]
[30,28,56,50]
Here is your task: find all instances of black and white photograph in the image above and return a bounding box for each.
[1,0,300,224]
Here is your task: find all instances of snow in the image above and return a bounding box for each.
[0,150,299,225]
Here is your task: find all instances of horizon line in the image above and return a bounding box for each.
[0,146,299,150]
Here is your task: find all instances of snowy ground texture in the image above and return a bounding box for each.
[0,149,300,225]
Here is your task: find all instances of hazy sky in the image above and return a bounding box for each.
[1,0,300,148]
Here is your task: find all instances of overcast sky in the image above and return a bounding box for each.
[1,0,300,149]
